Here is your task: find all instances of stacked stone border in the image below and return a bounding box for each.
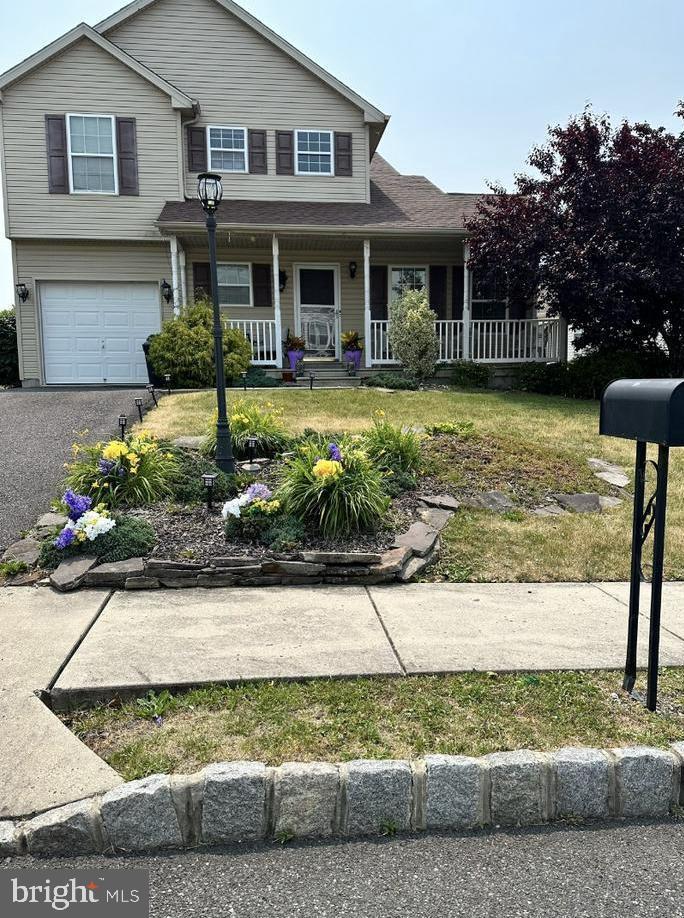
[2,744,683,856]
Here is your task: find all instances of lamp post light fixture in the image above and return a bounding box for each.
[145,383,158,407]
[118,414,127,441]
[202,472,218,510]
[15,283,29,303]
[134,397,144,422]
[197,171,234,475]
[160,279,173,304]
[309,372,315,391]
[348,261,357,280]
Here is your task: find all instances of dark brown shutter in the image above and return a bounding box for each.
[248,129,267,174]
[116,117,139,195]
[188,126,207,173]
[45,115,68,194]
[451,266,464,319]
[193,262,212,299]
[252,264,272,307]
[429,266,447,319]
[334,131,353,177]
[275,130,294,175]
[370,265,388,320]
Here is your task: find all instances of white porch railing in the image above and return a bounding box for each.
[370,318,561,365]
[227,319,277,366]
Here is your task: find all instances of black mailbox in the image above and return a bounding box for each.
[600,378,684,446]
[600,377,684,711]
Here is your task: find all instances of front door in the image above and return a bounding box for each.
[296,266,339,357]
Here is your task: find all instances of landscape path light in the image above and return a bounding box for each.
[118,414,127,441]
[202,472,218,510]
[134,397,144,423]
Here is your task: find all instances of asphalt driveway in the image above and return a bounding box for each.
[0,388,153,553]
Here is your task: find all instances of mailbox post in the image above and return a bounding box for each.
[600,379,684,711]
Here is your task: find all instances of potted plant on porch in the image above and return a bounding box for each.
[284,333,306,373]
[342,330,363,373]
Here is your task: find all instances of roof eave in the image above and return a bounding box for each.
[156,219,465,236]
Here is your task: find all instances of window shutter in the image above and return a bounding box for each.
[370,265,388,320]
[116,117,139,196]
[275,131,294,175]
[45,115,68,194]
[429,266,447,319]
[248,130,268,175]
[193,262,212,299]
[451,266,464,319]
[334,132,353,177]
[252,264,272,307]
[188,126,207,173]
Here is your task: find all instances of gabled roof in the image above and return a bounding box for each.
[0,22,195,110]
[95,0,388,126]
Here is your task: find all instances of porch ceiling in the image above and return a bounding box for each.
[173,230,464,256]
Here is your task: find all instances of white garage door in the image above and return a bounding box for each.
[40,282,161,384]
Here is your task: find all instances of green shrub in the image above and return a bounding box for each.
[0,310,20,387]
[279,439,389,537]
[169,449,242,504]
[450,361,490,389]
[362,372,419,391]
[148,301,252,388]
[203,399,290,458]
[262,515,306,552]
[425,420,476,438]
[232,366,282,388]
[361,411,422,475]
[39,516,156,569]
[0,560,28,577]
[388,290,439,380]
[64,432,178,508]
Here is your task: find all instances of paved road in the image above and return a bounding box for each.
[4,820,684,917]
[0,388,151,553]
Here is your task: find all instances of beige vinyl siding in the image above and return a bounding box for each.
[106,0,369,203]
[13,240,170,381]
[2,38,181,240]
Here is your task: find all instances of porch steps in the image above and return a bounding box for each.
[263,359,364,388]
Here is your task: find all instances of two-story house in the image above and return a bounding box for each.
[0,0,562,386]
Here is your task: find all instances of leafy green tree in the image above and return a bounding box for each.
[388,289,439,380]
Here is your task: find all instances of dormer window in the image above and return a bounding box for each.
[295,130,333,175]
[207,126,248,173]
[67,114,117,194]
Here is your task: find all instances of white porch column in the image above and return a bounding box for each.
[272,233,283,367]
[462,239,471,360]
[178,244,187,308]
[169,236,181,317]
[363,238,371,368]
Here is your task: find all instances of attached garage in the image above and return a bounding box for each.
[39,282,161,384]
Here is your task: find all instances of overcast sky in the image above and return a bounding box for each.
[1,0,684,306]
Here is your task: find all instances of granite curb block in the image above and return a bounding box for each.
[4,745,682,855]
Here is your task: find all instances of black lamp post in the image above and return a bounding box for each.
[198,171,234,474]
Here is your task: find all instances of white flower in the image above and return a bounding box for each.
[221,491,252,519]
[73,509,116,541]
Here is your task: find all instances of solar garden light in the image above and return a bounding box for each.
[164,373,172,395]
[202,472,218,510]
[118,414,127,441]
[309,372,315,391]
[145,383,158,407]
[241,371,248,392]
[134,396,144,422]
[241,435,261,473]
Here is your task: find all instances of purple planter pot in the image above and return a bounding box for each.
[344,350,362,371]
[287,349,305,371]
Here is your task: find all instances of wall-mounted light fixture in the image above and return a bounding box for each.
[279,270,288,292]
[15,283,29,303]
[349,261,357,279]
[160,279,173,304]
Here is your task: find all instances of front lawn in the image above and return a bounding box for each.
[64,670,684,782]
[139,388,684,582]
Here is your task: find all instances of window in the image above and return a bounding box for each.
[472,270,508,319]
[389,267,427,302]
[217,264,252,306]
[67,114,117,194]
[295,130,333,175]
[208,126,247,172]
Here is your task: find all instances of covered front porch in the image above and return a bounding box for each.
[163,229,564,370]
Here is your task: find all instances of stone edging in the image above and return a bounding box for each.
[2,744,683,856]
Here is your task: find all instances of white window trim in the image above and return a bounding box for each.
[207,125,248,174]
[388,265,429,304]
[294,129,334,176]
[66,113,118,196]
[217,262,253,308]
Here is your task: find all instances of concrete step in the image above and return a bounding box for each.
[291,376,363,388]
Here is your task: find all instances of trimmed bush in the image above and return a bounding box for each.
[450,360,490,389]
[232,366,282,388]
[388,290,439,380]
[39,516,157,569]
[362,372,419,391]
[203,399,290,458]
[0,309,20,387]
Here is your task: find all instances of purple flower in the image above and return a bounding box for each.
[98,459,115,475]
[54,526,76,550]
[62,489,92,522]
[153,715,163,727]
[328,443,342,462]
[245,483,272,503]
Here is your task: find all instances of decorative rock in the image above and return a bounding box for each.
[462,491,515,512]
[50,556,98,592]
[35,511,69,539]
[125,576,161,590]
[425,755,484,830]
[24,799,102,856]
[2,538,41,566]
[531,503,568,517]
[588,458,630,489]
[324,565,371,577]
[203,564,262,576]
[197,573,239,587]
[157,576,200,589]
[146,559,204,572]
[201,762,267,844]
[172,435,204,450]
[613,746,675,818]
[0,821,21,855]
[299,551,382,565]
[398,545,439,582]
[393,522,439,558]
[101,774,183,851]
[599,495,624,511]
[261,560,325,576]
[552,747,611,819]
[486,750,547,826]
[419,508,454,531]
[240,576,283,586]
[8,570,46,586]
[370,546,412,577]
[85,558,145,586]
[273,762,339,838]
[419,494,461,511]
[553,493,601,513]
[343,760,412,836]
[214,556,263,568]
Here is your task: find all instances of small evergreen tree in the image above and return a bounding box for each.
[388,289,439,380]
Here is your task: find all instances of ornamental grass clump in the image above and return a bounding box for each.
[280,440,389,538]
[362,410,422,476]
[64,431,178,508]
[202,399,290,458]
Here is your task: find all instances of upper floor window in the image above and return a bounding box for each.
[295,130,333,175]
[217,263,252,306]
[390,266,427,302]
[208,126,247,173]
[67,114,117,194]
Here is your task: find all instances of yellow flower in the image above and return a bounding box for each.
[102,440,128,461]
[374,409,386,418]
[102,482,109,488]
[313,459,343,480]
